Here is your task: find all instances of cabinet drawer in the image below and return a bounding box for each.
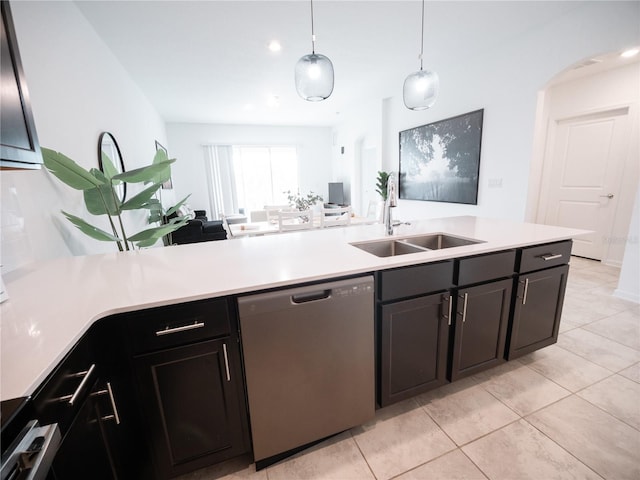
[32,335,97,436]
[378,261,453,302]
[518,241,572,273]
[456,250,516,286]
[126,298,231,354]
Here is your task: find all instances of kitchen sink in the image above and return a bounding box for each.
[351,233,484,257]
[399,233,483,250]
[350,239,426,257]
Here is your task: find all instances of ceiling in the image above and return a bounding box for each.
[75,1,587,127]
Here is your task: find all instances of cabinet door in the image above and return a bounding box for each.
[379,293,450,407]
[133,339,249,478]
[450,279,512,381]
[507,265,569,359]
[49,380,116,480]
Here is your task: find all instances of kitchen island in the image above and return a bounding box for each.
[0,216,588,478]
[1,215,587,401]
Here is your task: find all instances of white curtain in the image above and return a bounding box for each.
[204,145,238,219]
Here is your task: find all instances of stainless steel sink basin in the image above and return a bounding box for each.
[350,239,426,257]
[400,233,483,250]
[351,233,484,257]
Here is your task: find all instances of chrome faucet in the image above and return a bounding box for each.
[384,173,397,235]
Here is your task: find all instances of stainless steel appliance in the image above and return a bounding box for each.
[238,276,375,468]
[1,399,61,480]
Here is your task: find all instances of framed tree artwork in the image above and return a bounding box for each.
[399,109,484,205]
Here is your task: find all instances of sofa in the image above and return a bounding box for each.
[167,210,227,245]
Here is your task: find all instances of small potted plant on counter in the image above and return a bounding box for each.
[285,190,323,222]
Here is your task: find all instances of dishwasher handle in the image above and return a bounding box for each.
[291,290,331,304]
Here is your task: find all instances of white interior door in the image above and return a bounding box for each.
[543,107,630,260]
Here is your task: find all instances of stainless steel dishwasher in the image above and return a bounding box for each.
[238,276,374,467]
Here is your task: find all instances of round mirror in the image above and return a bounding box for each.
[98,131,126,202]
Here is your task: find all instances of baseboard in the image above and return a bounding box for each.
[613,288,640,304]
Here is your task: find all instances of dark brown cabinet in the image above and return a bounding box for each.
[376,261,453,407]
[450,279,513,381]
[1,1,42,169]
[128,298,250,479]
[507,241,571,360]
[32,332,124,480]
[49,379,118,480]
[134,339,248,478]
[379,292,450,406]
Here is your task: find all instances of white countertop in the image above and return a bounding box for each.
[0,216,588,401]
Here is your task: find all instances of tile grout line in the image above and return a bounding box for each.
[521,411,606,480]
[347,429,381,480]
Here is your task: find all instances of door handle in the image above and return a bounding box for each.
[57,364,96,406]
[155,321,204,336]
[522,278,530,305]
[442,293,453,326]
[92,382,121,424]
[222,343,231,382]
[599,194,614,199]
[459,293,468,323]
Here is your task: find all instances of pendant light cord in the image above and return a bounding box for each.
[419,0,425,70]
[310,0,316,54]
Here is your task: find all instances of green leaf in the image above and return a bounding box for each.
[135,237,161,248]
[153,148,169,164]
[128,218,188,242]
[83,184,121,216]
[42,147,104,190]
[62,211,121,242]
[99,153,122,184]
[120,183,162,210]
[113,159,175,184]
[165,194,192,217]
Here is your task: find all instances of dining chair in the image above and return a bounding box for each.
[250,210,268,222]
[319,206,352,228]
[277,210,314,232]
[264,204,291,223]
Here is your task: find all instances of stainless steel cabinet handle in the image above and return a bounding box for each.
[460,293,468,323]
[599,193,614,199]
[540,253,563,261]
[444,294,453,326]
[105,382,121,424]
[222,343,231,382]
[522,278,530,305]
[92,382,122,425]
[155,321,205,336]
[58,364,96,406]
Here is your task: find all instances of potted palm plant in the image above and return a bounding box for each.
[42,147,190,250]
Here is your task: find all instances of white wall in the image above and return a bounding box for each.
[331,99,383,216]
[615,189,640,303]
[529,62,640,266]
[166,123,332,216]
[0,1,168,272]
[332,1,640,224]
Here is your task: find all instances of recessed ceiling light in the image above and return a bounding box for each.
[268,41,282,52]
[621,48,639,58]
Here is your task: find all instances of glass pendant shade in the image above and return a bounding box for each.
[295,53,334,101]
[403,69,439,110]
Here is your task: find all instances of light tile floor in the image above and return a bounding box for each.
[179,257,640,480]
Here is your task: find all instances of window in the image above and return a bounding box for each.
[205,145,298,218]
[232,146,298,213]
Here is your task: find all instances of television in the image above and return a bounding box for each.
[399,109,483,205]
[328,182,345,205]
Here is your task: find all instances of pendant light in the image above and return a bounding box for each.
[295,0,334,101]
[403,0,439,110]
